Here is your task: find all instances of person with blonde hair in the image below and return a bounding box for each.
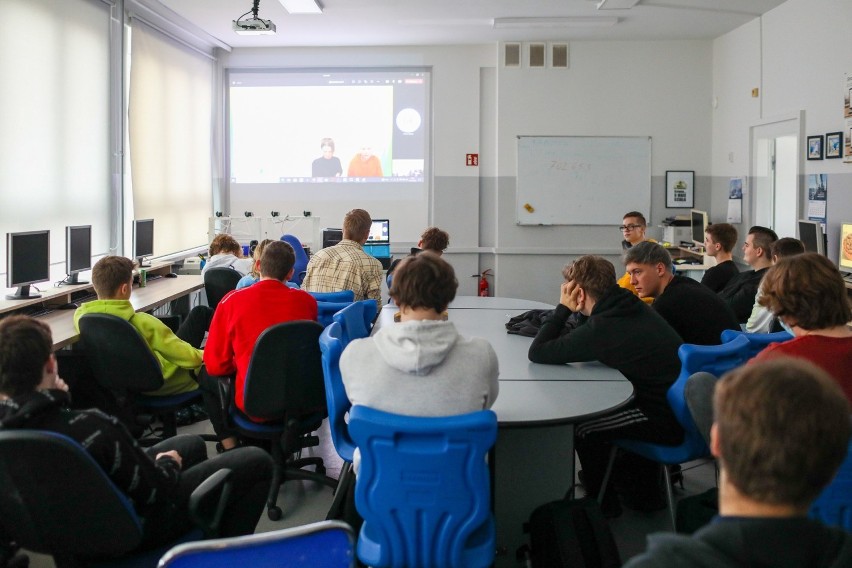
[236,239,275,290]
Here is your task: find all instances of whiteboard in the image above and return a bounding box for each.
[516,136,652,225]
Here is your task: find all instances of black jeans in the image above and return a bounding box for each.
[175,305,214,349]
[139,434,273,549]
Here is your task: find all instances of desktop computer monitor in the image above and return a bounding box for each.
[838,222,852,274]
[322,228,343,249]
[133,219,154,267]
[797,219,825,255]
[366,219,390,244]
[65,225,92,285]
[690,209,708,249]
[6,230,50,300]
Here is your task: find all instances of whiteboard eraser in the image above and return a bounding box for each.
[524,203,535,213]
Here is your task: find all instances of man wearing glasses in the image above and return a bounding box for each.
[617,211,655,304]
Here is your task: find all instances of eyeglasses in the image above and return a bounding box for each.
[619,224,643,232]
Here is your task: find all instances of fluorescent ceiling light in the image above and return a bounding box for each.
[597,0,641,9]
[233,18,277,35]
[492,17,619,29]
[279,0,323,14]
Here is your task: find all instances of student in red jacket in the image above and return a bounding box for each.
[203,240,318,450]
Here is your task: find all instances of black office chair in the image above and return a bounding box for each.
[203,267,242,310]
[219,321,338,521]
[0,429,231,568]
[78,313,204,440]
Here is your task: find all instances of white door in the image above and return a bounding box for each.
[750,113,803,239]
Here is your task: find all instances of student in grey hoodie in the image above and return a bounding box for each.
[624,358,852,568]
[340,252,499,454]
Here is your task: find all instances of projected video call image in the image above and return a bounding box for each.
[229,70,428,184]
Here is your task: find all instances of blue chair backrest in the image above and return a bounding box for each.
[316,301,354,328]
[810,437,852,530]
[281,234,309,286]
[349,406,497,568]
[309,290,356,303]
[332,300,378,346]
[720,329,793,359]
[669,334,751,455]
[319,322,356,463]
[158,520,356,568]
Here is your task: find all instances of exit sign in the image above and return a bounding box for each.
[466,154,479,166]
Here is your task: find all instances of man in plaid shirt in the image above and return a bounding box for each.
[303,208,383,303]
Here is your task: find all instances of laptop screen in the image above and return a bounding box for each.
[366,219,390,243]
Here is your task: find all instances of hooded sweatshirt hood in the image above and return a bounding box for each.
[372,319,459,375]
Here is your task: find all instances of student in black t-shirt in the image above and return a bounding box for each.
[701,223,740,292]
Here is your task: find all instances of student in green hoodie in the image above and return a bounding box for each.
[74,255,212,396]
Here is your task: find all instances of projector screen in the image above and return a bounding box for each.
[227,68,431,244]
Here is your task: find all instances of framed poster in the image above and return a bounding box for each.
[807,135,824,160]
[665,170,694,208]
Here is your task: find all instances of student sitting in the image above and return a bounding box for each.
[700,223,739,292]
[341,252,499,470]
[528,255,683,516]
[617,211,656,304]
[203,240,318,450]
[745,237,805,333]
[624,241,739,345]
[624,358,852,567]
[0,316,273,551]
[235,238,275,290]
[751,252,852,400]
[74,256,212,397]
[385,226,450,286]
[302,208,383,303]
[201,233,253,276]
[718,226,777,323]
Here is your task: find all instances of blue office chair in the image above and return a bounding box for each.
[223,321,337,521]
[308,290,356,303]
[280,234,309,286]
[157,520,356,568]
[319,323,357,520]
[332,299,378,345]
[810,437,852,530]
[78,313,205,440]
[599,334,752,530]
[349,406,498,568]
[0,430,231,568]
[720,329,793,359]
[316,301,354,328]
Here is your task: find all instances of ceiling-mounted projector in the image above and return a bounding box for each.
[233,17,276,35]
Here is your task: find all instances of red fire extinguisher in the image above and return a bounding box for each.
[478,269,492,297]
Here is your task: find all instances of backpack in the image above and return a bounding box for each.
[520,496,622,568]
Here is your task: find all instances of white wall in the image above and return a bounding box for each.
[711,0,852,264]
[223,40,716,302]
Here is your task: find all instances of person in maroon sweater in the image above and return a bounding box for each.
[203,240,318,450]
[751,253,852,401]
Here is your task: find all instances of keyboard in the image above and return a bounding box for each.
[22,305,55,318]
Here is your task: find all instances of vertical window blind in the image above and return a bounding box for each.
[127,20,213,257]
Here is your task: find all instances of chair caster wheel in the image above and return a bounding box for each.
[267,506,282,521]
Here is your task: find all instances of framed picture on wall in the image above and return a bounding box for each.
[665,170,694,208]
[807,135,824,160]
[825,131,843,159]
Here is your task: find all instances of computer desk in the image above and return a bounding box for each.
[16,273,204,350]
[374,298,634,564]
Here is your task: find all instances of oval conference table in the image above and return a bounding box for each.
[374,296,634,565]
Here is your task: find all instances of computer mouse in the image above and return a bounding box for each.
[165,272,179,278]
[58,302,78,310]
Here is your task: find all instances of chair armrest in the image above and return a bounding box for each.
[188,468,233,538]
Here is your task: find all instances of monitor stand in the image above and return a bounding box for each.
[136,256,152,268]
[5,285,41,300]
[62,273,88,286]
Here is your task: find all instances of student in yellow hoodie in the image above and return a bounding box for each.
[74,256,212,396]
